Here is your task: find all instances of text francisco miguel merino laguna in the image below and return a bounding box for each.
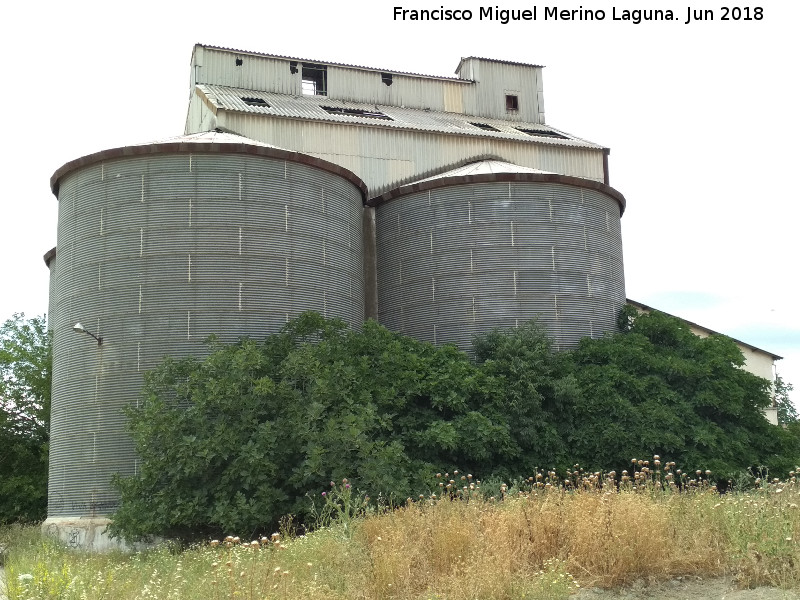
[393,6,764,24]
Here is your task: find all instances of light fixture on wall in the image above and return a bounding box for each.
[73,323,103,346]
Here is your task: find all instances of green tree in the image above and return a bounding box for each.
[775,374,797,425]
[111,313,516,540]
[563,309,796,477]
[0,314,52,523]
[472,320,579,474]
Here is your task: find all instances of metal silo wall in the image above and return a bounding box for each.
[48,152,364,518]
[375,181,624,352]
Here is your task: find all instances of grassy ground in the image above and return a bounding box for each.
[3,464,800,600]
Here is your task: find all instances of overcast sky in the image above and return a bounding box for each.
[3,0,798,402]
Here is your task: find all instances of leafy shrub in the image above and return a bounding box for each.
[110,310,799,541]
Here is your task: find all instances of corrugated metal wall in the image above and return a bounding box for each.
[375,181,625,351]
[193,47,544,123]
[221,112,605,197]
[48,152,364,518]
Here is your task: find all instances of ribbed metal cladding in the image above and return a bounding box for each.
[375,180,625,352]
[221,112,606,196]
[48,148,364,518]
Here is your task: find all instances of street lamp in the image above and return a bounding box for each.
[73,323,103,346]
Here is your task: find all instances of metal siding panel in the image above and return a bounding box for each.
[225,113,606,197]
[375,181,625,352]
[48,151,364,518]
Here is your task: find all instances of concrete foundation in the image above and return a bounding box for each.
[42,518,152,552]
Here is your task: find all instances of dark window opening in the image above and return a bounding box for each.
[506,95,519,111]
[241,97,270,107]
[381,72,393,86]
[235,57,243,67]
[321,106,393,120]
[289,61,298,75]
[516,127,568,139]
[470,122,501,132]
[302,63,327,96]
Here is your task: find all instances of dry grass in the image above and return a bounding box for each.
[4,462,800,599]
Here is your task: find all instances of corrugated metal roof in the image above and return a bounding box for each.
[457,56,545,72]
[198,84,604,150]
[197,44,471,82]
[136,130,285,149]
[413,159,554,184]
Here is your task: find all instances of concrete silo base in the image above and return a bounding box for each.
[42,518,153,552]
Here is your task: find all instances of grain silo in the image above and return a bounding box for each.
[371,160,627,351]
[44,131,366,548]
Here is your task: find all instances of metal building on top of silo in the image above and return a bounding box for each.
[44,131,366,546]
[369,160,626,351]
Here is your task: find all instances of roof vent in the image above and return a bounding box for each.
[241,97,270,107]
[470,122,501,132]
[321,106,393,120]
[516,128,568,139]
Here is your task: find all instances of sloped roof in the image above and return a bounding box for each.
[369,159,626,211]
[50,130,367,199]
[196,84,604,150]
[141,130,286,149]
[412,159,555,184]
[626,299,783,360]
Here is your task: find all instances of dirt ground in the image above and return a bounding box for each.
[575,577,800,600]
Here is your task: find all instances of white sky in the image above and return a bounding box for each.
[3,0,798,403]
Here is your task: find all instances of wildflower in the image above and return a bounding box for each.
[18,574,33,583]
[345,484,351,489]
[210,540,220,547]
[322,491,327,496]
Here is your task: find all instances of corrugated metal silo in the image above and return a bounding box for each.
[46,131,366,520]
[371,160,626,351]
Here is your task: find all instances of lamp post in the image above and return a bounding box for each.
[73,323,103,346]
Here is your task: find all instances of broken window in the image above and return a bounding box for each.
[241,97,269,107]
[516,128,568,139]
[289,61,298,75]
[321,106,392,120]
[235,57,243,67]
[470,122,501,132]
[381,72,393,86]
[302,63,327,96]
[506,95,519,111]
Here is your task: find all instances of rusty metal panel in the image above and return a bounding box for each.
[375,181,625,352]
[48,149,364,518]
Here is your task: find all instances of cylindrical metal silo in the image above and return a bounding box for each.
[371,160,626,351]
[45,131,366,531]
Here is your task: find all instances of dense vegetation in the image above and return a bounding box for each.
[109,308,800,541]
[0,314,51,524]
